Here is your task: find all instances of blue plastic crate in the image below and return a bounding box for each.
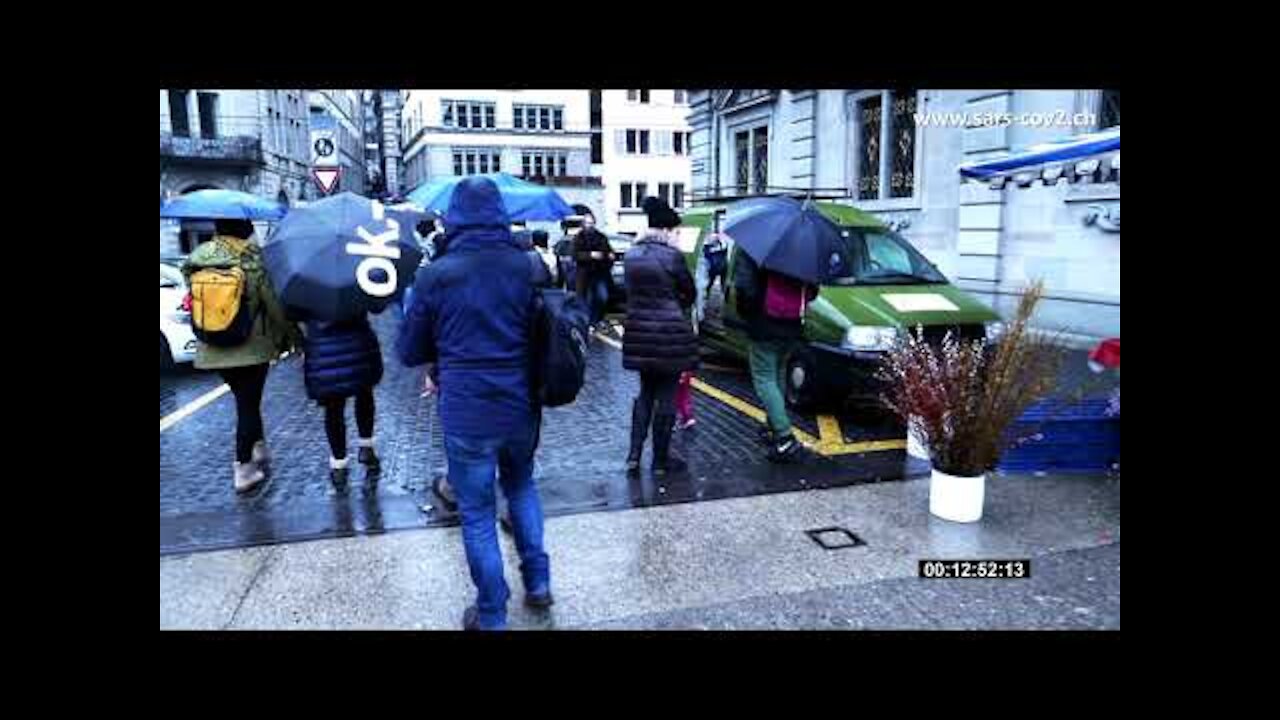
[998,398,1119,472]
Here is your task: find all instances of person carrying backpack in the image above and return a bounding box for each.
[183,218,302,493]
[397,177,554,631]
[622,197,699,476]
[733,250,818,462]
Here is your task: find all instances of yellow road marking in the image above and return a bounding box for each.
[811,415,905,455]
[689,378,821,448]
[594,332,906,456]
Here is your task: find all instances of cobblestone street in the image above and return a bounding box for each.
[160,312,926,555]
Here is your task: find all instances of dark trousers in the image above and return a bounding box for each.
[321,389,375,460]
[218,364,270,463]
[638,371,680,418]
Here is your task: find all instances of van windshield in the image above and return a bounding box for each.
[828,228,947,285]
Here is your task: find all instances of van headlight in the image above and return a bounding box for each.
[843,326,898,351]
[984,320,1006,343]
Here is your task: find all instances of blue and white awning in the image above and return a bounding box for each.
[958,127,1119,183]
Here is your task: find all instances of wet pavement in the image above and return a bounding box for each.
[160,312,927,555]
[160,472,1121,629]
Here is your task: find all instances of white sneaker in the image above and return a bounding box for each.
[234,461,266,494]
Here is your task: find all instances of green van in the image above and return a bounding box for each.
[678,200,1003,411]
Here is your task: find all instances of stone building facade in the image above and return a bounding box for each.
[688,89,1120,344]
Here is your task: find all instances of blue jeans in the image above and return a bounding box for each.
[444,423,550,630]
[585,276,610,324]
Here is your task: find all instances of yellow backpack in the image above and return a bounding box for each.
[190,266,258,347]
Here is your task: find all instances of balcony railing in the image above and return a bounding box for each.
[160,115,265,166]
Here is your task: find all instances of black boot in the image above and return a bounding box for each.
[626,399,652,475]
[358,445,381,471]
[651,413,687,476]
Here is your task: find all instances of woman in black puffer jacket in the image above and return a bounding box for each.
[302,314,384,488]
[622,197,698,476]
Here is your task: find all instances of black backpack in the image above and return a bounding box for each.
[527,253,589,407]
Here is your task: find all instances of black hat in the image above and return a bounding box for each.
[642,196,681,229]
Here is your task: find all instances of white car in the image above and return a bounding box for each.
[160,261,197,369]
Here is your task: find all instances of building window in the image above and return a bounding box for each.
[591,131,603,164]
[673,183,685,208]
[640,90,650,103]
[854,90,918,201]
[443,103,454,127]
[453,148,501,176]
[674,89,687,104]
[856,95,882,200]
[1098,90,1120,129]
[520,149,568,178]
[735,125,768,194]
[626,129,637,154]
[627,90,639,102]
[513,104,565,133]
[673,131,684,155]
[442,100,497,131]
[640,130,650,155]
[168,90,190,138]
[889,92,916,198]
[752,127,768,193]
[621,183,633,209]
[658,183,671,205]
[197,92,218,139]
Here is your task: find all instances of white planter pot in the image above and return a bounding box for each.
[929,468,986,523]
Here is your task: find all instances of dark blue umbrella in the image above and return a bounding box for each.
[160,189,286,221]
[406,172,574,221]
[720,196,851,285]
[263,192,423,322]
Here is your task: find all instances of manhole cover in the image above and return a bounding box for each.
[806,527,866,550]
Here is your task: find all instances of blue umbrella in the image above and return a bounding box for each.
[263,192,423,322]
[160,189,286,221]
[406,172,574,221]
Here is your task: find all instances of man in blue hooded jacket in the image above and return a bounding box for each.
[397,177,552,631]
